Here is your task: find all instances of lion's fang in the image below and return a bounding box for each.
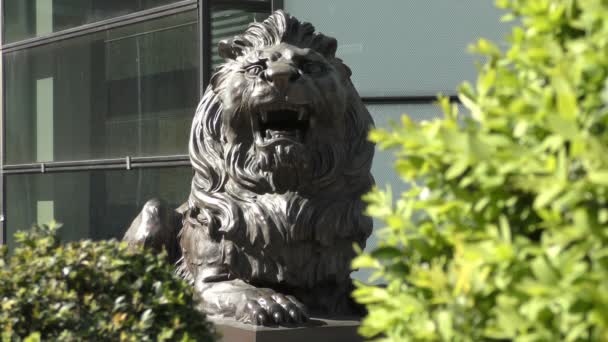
[260,112,269,122]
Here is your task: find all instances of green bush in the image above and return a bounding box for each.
[354,0,608,340]
[0,223,216,342]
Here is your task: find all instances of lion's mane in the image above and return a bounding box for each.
[181,11,375,290]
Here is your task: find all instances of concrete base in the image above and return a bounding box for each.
[213,317,363,342]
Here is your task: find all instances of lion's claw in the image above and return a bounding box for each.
[238,293,309,326]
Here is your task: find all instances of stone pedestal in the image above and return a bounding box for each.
[213,317,363,342]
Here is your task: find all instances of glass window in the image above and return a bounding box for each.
[211,8,269,70]
[3,0,187,43]
[5,167,192,250]
[284,0,509,96]
[4,11,199,164]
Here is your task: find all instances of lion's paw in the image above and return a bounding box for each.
[236,292,309,326]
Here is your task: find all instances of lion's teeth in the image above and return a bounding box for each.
[297,109,305,120]
[260,112,268,122]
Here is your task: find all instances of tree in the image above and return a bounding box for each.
[353,0,608,340]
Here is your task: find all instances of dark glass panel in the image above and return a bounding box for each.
[210,8,269,70]
[3,0,186,43]
[5,167,192,249]
[4,11,199,164]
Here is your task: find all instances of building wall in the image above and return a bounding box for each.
[1,0,509,280]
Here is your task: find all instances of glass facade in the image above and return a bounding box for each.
[3,0,186,43]
[5,11,199,164]
[6,167,191,249]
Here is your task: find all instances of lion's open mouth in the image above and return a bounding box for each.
[254,104,310,145]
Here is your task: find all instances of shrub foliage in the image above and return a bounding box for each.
[354,0,608,340]
[0,223,216,342]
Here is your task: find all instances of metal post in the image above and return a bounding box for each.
[199,0,211,93]
[271,0,283,11]
[0,0,5,246]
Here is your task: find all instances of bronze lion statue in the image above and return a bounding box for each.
[123,10,375,326]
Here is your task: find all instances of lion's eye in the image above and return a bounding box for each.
[302,62,324,74]
[245,65,264,76]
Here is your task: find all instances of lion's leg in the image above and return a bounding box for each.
[179,215,310,326]
[122,198,182,263]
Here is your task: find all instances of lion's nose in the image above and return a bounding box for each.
[263,63,300,91]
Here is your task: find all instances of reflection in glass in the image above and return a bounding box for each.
[5,11,199,164]
[211,8,269,70]
[3,0,185,43]
[5,167,192,250]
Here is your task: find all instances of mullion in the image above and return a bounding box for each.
[200,0,211,91]
[1,0,4,245]
[271,0,283,11]
[361,95,460,104]
[212,1,271,12]
[2,0,198,53]
[3,161,192,175]
[3,155,191,173]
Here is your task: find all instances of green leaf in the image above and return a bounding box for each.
[445,159,469,180]
[371,246,403,260]
[24,332,41,342]
[531,256,559,284]
[437,310,454,340]
[499,215,512,243]
[554,76,579,120]
[588,171,608,186]
[545,114,578,140]
[478,69,497,96]
[534,183,564,209]
[352,254,381,270]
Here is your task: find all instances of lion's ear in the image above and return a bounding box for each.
[218,37,251,60]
